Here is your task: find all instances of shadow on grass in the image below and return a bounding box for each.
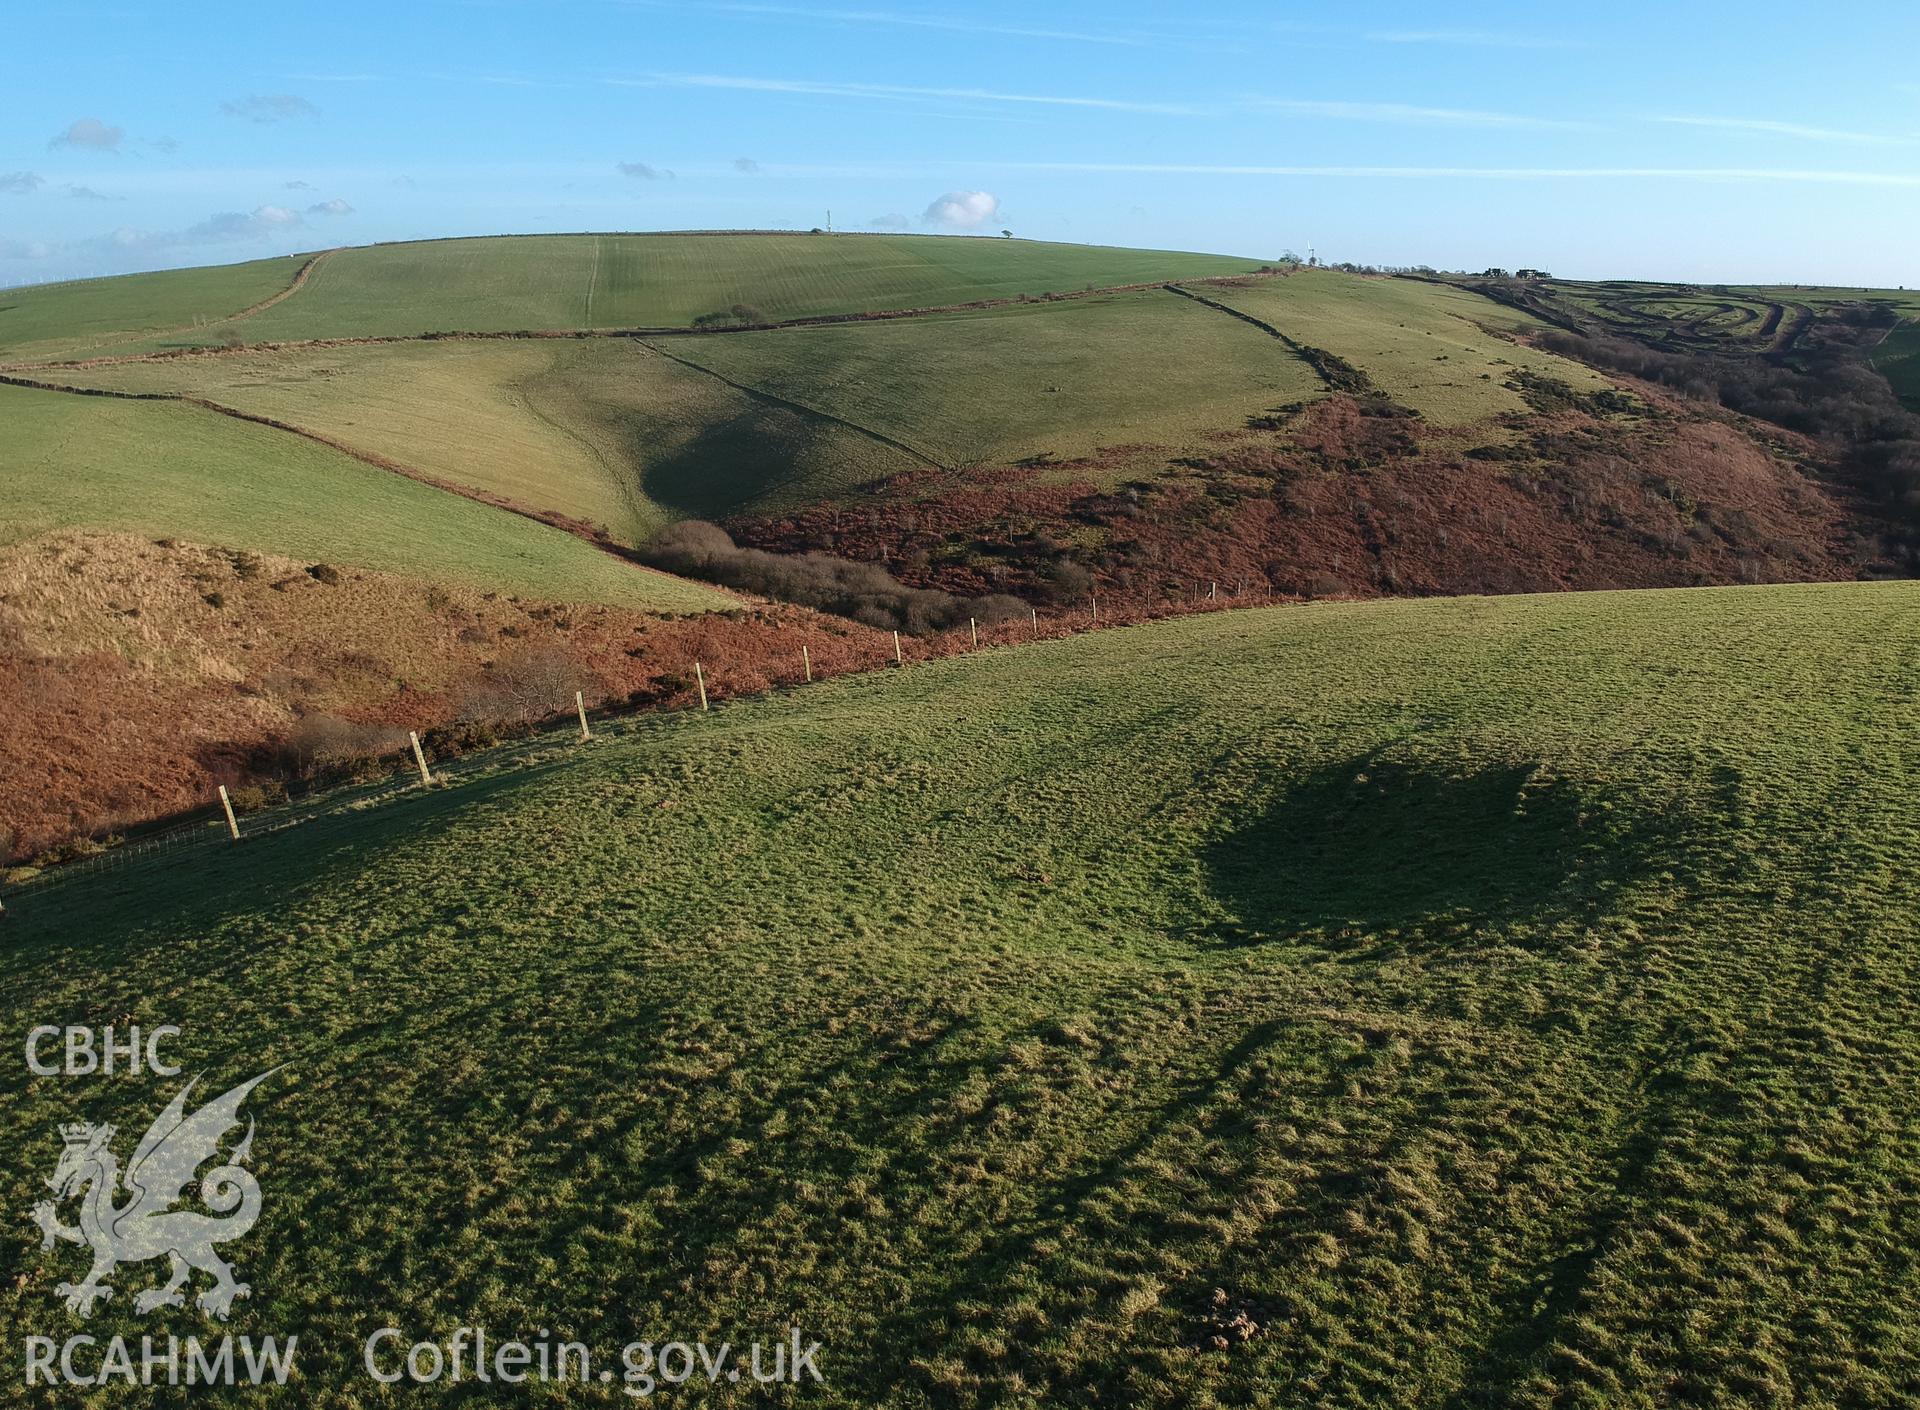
[0,759,576,968]
[1202,750,1676,952]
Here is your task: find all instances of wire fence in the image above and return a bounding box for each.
[3,582,1282,908]
[4,709,612,904]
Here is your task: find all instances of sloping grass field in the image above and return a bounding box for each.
[25,234,1265,359]
[34,249,1608,553]
[648,288,1326,473]
[1871,323,1920,411]
[0,254,308,365]
[1199,275,1610,425]
[7,580,1918,1406]
[0,381,728,610]
[52,338,923,535]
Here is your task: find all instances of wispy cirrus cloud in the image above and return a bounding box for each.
[988,161,1920,188]
[0,171,45,194]
[1369,29,1581,50]
[1258,98,1597,130]
[676,2,1147,46]
[1652,114,1914,145]
[618,72,1207,116]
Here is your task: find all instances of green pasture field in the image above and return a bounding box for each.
[1742,285,1920,317]
[59,285,1327,523]
[1870,323,1920,408]
[56,338,920,535]
[51,234,1267,357]
[0,381,729,610]
[6,579,1918,1406]
[0,255,307,365]
[1201,273,1610,424]
[645,288,1327,473]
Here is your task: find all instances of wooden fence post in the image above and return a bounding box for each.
[1030,606,1038,638]
[1089,590,1097,622]
[694,660,709,711]
[970,617,978,648]
[893,630,903,665]
[802,644,812,682]
[1210,580,1217,600]
[409,731,432,786]
[217,786,240,842]
[575,690,592,741]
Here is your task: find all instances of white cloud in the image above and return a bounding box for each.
[0,171,44,194]
[1652,115,1912,146]
[1259,99,1596,131]
[924,190,1000,229]
[1369,29,1581,49]
[869,212,911,230]
[733,156,761,173]
[617,161,673,180]
[307,198,354,216]
[50,118,124,151]
[222,94,319,124]
[285,179,313,190]
[65,185,115,201]
[113,204,310,251]
[627,72,1205,116]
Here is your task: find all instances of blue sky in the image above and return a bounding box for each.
[4,0,1917,287]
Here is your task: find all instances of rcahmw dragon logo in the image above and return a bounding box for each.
[30,1069,282,1320]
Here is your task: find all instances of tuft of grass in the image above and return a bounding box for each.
[5,580,1918,1406]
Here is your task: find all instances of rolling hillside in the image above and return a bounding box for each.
[7,580,1919,1406]
[0,253,310,366]
[0,380,727,609]
[0,233,1265,364]
[0,233,1905,860]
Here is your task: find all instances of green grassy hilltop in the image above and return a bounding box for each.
[8,579,1918,1406]
[17,233,1613,550]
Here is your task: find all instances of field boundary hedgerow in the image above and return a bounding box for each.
[0,370,724,591]
[0,270,1290,374]
[638,339,950,469]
